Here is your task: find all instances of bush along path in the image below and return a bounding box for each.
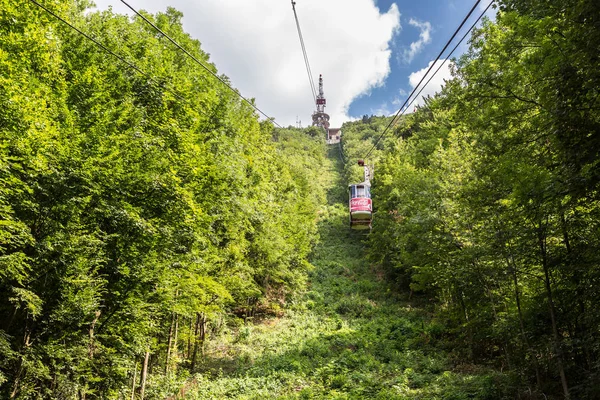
[181,146,517,399]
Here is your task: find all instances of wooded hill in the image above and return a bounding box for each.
[1,1,326,397]
[1,0,599,399]
[340,0,600,397]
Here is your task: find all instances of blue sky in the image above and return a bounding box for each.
[92,0,494,127]
[348,0,492,119]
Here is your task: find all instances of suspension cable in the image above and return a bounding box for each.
[291,0,318,103]
[395,0,494,133]
[120,0,282,128]
[27,0,205,113]
[363,0,483,160]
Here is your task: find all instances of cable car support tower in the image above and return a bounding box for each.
[312,74,330,131]
[291,1,332,134]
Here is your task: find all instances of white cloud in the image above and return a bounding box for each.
[402,18,432,63]
[478,0,494,11]
[90,0,400,128]
[391,96,402,106]
[407,59,453,107]
[370,102,394,117]
[479,0,498,21]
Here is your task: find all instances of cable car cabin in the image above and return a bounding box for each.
[348,183,372,230]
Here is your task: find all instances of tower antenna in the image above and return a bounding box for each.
[312,74,330,132]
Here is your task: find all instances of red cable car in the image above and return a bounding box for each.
[349,160,372,230]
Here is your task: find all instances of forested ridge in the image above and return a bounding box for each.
[1,1,325,397]
[1,0,599,399]
[341,0,599,397]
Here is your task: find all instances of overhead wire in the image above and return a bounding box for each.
[28,0,279,160]
[393,0,494,132]
[28,0,284,168]
[23,0,281,287]
[31,0,491,140]
[363,0,484,160]
[120,0,283,128]
[27,0,206,113]
[291,0,318,103]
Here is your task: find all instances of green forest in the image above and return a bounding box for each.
[1,0,599,399]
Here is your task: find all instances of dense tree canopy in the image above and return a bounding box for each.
[0,1,325,397]
[2,0,599,398]
[337,0,599,397]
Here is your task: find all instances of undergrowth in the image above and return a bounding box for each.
[180,146,519,399]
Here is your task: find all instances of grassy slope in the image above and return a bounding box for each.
[183,146,511,400]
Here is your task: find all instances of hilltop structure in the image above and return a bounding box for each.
[311,74,341,144]
[327,128,341,144]
[311,74,330,130]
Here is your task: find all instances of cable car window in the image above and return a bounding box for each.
[356,186,365,198]
[365,186,371,198]
[350,186,356,198]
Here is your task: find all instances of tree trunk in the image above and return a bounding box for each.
[561,212,592,370]
[10,321,32,399]
[88,310,101,359]
[486,284,512,370]
[191,313,201,371]
[173,314,179,355]
[458,290,473,359]
[538,226,569,399]
[166,312,176,373]
[509,255,542,389]
[131,361,138,400]
[200,314,206,356]
[191,313,207,371]
[187,317,193,360]
[173,314,179,371]
[138,351,150,400]
[10,362,23,399]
